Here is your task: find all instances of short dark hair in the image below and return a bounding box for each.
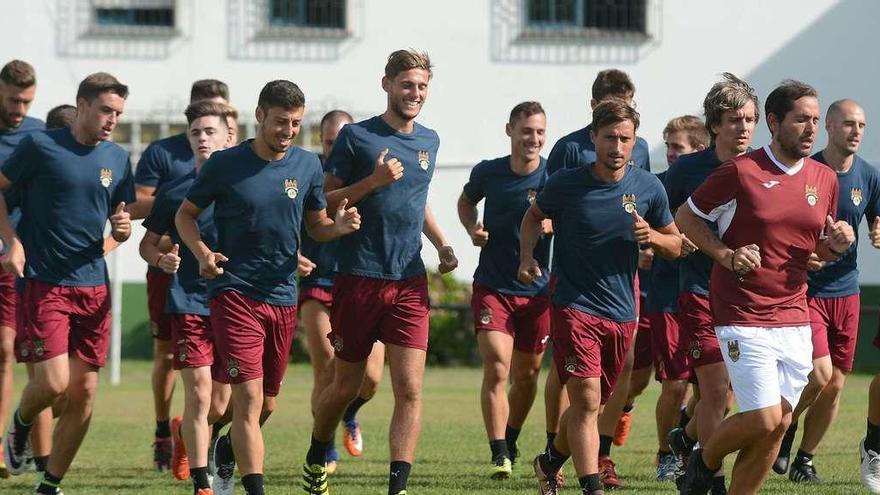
[509,101,545,125]
[0,60,36,88]
[257,80,305,110]
[765,80,818,124]
[45,104,77,129]
[184,100,232,126]
[703,72,759,142]
[664,115,710,150]
[76,72,129,102]
[385,49,433,80]
[591,98,640,133]
[190,79,229,103]
[320,109,353,130]
[592,69,635,102]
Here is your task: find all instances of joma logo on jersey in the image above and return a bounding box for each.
[418,150,431,170]
[527,188,537,205]
[621,193,637,213]
[284,178,299,199]
[805,185,819,206]
[99,168,113,187]
[852,188,863,206]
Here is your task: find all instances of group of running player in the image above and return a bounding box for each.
[0,48,877,495]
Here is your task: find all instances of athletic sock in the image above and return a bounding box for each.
[505,425,521,460]
[546,431,557,449]
[306,435,332,466]
[598,434,613,457]
[191,466,210,491]
[211,422,224,439]
[541,441,569,473]
[489,439,509,462]
[343,396,369,423]
[579,473,604,494]
[156,419,171,438]
[35,471,62,494]
[679,406,690,429]
[241,473,264,495]
[14,408,33,436]
[622,403,634,414]
[658,448,672,456]
[34,455,49,472]
[779,422,798,457]
[388,460,411,495]
[682,430,696,450]
[795,449,814,462]
[868,419,880,452]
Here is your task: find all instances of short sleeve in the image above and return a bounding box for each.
[462,161,487,203]
[866,168,880,225]
[134,142,168,188]
[142,184,173,235]
[324,125,356,185]
[546,140,576,176]
[304,155,327,211]
[687,161,739,222]
[112,155,136,208]
[186,157,220,209]
[535,171,566,216]
[635,139,651,172]
[645,178,674,228]
[1,135,38,186]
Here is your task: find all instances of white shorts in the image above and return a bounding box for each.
[715,325,813,412]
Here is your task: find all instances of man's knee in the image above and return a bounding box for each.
[810,357,833,389]
[0,328,14,364]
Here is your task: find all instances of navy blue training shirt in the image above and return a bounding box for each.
[1,116,45,230]
[326,116,440,280]
[546,125,650,176]
[808,153,880,297]
[462,155,551,296]
[2,127,135,285]
[536,164,673,322]
[645,171,679,313]
[135,132,195,189]
[143,171,216,316]
[299,157,337,289]
[186,141,326,305]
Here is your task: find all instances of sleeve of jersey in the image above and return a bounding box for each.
[0,136,37,186]
[142,187,171,235]
[324,126,356,185]
[646,178,674,228]
[535,172,564,216]
[113,156,137,207]
[461,162,486,203]
[866,169,880,225]
[637,139,651,172]
[686,161,739,222]
[185,159,219,209]
[134,143,166,187]
[545,140,570,176]
[304,156,328,211]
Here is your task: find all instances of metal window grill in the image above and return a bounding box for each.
[94,6,174,26]
[526,0,646,33]
[269,0,345,28]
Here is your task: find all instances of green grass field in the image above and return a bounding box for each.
[1,361,872,494]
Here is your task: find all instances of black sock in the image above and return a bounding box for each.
[579,473,604,494]
[14,408,33,436]
[868,420,880,452]
[505,425,521,446]
[191,466,210,490]
[696,450,719,474]
[34,455,49,472]
[683,430,696,449]
[306,435,332,466]
[156,419,171,438]
[35,471,62,494]
[388,461,412,495]
[778,422,798,457]
[241,473,264,495]
[541,441,569,473]
[211,422,223,439]
[795,449,814,462]
[489,439,509,462]
[598,434,613,457]
[622,403,634,414]
[658,448,672,456]
[343,396,369,423]
[679,407,690,429]
[546,431,557,449]
[216,432,234,465]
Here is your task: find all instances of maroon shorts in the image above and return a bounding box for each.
[677,292,722,368]
[0,272,18,329]
[471,283,551,354]
[15,280,111,367]
[209,291,297,397]
[810,294,859,372]
[329,273,429,362]
[146,270,173,341]
[648,311,690,381]
[298,286,333,309]
[171,313,215,370]
[633,304,653,370]
[550,305,636,404]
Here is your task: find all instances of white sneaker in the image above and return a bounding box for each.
[860,438,880,493]
[212,434,235,495]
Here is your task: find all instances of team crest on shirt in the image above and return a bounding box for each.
[727,340,741,362]
[418,150,431,170]
[99,168,113,188]
[284,178,299,199]
[805,185,819,207]
[852,188,863,206]
[479,308,493,326]
[689,341,701,360]
[527,188,538,205]
[563,356,578,374]
[227,358,240,378]
[621,194,637,214]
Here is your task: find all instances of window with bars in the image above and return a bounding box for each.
[525,0,647,35]
[89,0,177,36]
[268,0,346,29]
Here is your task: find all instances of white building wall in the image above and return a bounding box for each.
[5,0,880,283]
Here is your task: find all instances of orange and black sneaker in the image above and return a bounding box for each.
[613,411,632,447]
[599,455,623,489]
[195,489,214,495]
[0,442,8,478]
[343,419,363,457]
[170,416,190,480]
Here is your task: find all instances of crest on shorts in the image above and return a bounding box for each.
[527,188,538,205]
[150,320,159,337]
[33,339,44,357]
[178,340,188,362]
[227,358,240,378]
[689,340,701,360]
[564,356,578,374]
[805,185,819,207]
[479,308,492,326]
[333,336,344,352]
[100,168,113,188]
[852,188,863,206]
[418,150,431,170]
[727,340,740,362]
[622,193,637,214]
[284,178,299,199]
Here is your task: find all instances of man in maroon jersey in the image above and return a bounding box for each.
[675,80,855,494]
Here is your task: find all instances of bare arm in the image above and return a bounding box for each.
[423,205,457,273]
[324,148,403,212]
[675,205,760,276]
[128,185,156,220]
[456,192,488,247]
[304,200,361,243]
[517,204,546,284]
[0,173,23,277]
[647,222,683,260]
[139,230,180,273]
[175,199,227,279]
[815,215,855,262]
